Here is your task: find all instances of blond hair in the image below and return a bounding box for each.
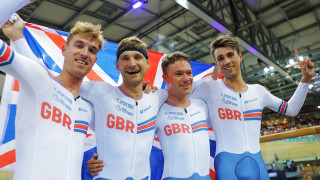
[67,21,104,50]
[161,51,190,75]
[210,35,240,59]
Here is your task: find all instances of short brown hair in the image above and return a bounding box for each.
[117,36,147,52]
[210,35,240,59]
[116,36,148,61]
[161,51,190,75]
[67,21,104,50]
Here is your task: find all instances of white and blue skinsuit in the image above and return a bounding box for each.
[191,76,308,180]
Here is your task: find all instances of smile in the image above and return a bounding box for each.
[126,70,140,75]
[76,59,88,65]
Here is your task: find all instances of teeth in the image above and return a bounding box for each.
[76,60,87,65]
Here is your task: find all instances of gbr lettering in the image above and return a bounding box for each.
[41,102,72,130]
[107,114,134,133]
[218,108,242,121]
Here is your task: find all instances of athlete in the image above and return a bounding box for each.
[1,16,104,180]
[191,35,314,180]
[155,51,211,179]
[80,36,168,179]
[0,0,35,27]
[87,52,215,179]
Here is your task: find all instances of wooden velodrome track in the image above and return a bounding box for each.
[260,126,320,162]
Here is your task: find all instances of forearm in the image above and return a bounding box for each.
[286,82,308,116]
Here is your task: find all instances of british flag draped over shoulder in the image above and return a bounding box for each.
[0,23,217,179]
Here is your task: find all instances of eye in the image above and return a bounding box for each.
[89,48,98,55]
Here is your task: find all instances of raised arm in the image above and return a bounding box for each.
[0,0,34,27]
[264,50,314,116]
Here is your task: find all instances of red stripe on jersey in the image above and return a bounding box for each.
[280,101,287,114]
[74,124,88,131]
[192,123,208,131]
[0,149,15,168]
[243,113,261,118]
[210,169,216,180]
[0,45,12,63]
[13,78,19,92]
[137,120,156,131]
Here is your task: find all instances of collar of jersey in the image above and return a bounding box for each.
[118,86,143,100]
[52,76,81,100]
[165,99,191,107]
[222,79,248,93]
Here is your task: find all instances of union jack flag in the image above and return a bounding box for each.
[0,23,217,179]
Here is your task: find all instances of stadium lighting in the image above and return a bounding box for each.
[289,59,295,65]
[298,56,303,61]
[264,67,270,73]
[132,1,142,9]
[270,66,274,71]
[309,84,313,89]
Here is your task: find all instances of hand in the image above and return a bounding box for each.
[87,153,104,177]
[142,81,158,94]
[211,66,221,80]
[2,15,25,41]
[295,50,314,84]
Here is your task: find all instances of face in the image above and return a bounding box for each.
[163,60,193,98]
[62,34,99,79]
[214,46,242,79]
[116,51,150,86]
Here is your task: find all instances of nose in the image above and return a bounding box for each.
[80,48,89,59]
[127,57,137,68]
[182,73,191,82]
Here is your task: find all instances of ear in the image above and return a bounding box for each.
[61,44,67,57]
[116,60,120,71]
[146,59,150,69]
[239,52,243,62]
[162,74,169,84]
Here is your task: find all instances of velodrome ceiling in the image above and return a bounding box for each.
[1,0,320,116]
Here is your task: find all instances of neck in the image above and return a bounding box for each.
[223,74,246,92]
[167,93,189,109]
[120,83,143,100]
[55,72,83,98]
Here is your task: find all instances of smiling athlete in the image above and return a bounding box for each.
[191,35,314,180]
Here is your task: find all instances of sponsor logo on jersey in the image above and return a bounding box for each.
[140,105,151,114]
[220,93,238,106]
[244,98,258,104]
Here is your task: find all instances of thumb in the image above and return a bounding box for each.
[93,153,98,159]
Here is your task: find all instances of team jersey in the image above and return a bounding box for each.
[155,99,211,180]
[191,76,309,180]
[0,41,93,179]
[80,82,167,180]
[0,0,29,27]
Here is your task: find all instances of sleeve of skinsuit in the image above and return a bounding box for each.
[189,75,212,100]
[261,82,309,116]
[0,0,30,27]
[0,40,50,90]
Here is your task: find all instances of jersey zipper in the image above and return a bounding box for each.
[128,100,139,177]
[239,93,249,152]
[67,99,76,180]
[185,108,198,172]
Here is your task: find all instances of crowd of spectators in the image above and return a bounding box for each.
[261,117,320,136]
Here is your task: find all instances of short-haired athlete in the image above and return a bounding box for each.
[80,37,168,179]
[190,35,314,180]
[1,9,104,180]
[155,51,211,179]
[88,51,212,179]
